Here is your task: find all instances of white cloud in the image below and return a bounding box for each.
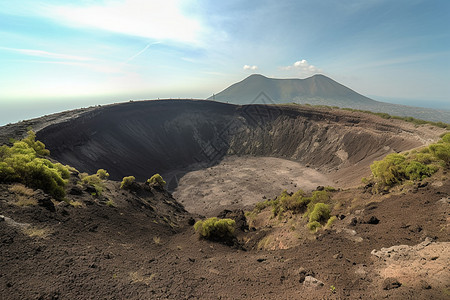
[43,0,202,44]
[0,46,92,61]
[243,65,258,70]
[281,59,322,76]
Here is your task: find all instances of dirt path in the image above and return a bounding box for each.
[172,156,332,216]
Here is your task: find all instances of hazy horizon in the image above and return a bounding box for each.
[1,91,449,126]
[1,0,449,125]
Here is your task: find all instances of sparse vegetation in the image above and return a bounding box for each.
[251,189,335,233]
[15,195,38,207]
[81,169,110,196]
[130,271,156,285]
[307,221,321,231]
[292,103,450,129]
[308,203,331,224]
[324,186,337,192]
[340,108,450,129]
[69,200,83,208]
[147,173,166,188]
[120,176,136,189]
[325,216,337,229]
[22,226,50,238]
[252,189,332,219]
[330,285,336,294]
[368,133,450,190]
[0,131,69,200]
[194,217,235,241]
[306,203,331,231]
[96,169,110,180]
[9,183,35,196]
[105,199,115,207]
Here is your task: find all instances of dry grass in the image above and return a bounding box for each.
[69,200,83,208]
[257,236,273,250]
[9,184,34,196]
[22,226,50,238]
[15,195,37,206]
[153,236,161,245]
[9,184,37,206]
[129,271,156,285]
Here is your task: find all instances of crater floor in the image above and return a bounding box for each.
[172,156,332,216]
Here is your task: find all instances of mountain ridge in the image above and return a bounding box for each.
[209,74,449,123]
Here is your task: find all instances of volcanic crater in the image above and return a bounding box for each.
[2,99,449,299]
[36,99,436,215]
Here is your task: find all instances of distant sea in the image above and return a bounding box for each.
[369,96,450,111]
[0,98,120,126]
[1,96,449,127]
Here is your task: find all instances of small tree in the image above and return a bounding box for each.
[147,173,166,188]
[120,176,136,189]
[96,169,110,180]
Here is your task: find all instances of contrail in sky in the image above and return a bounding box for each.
[124,42,161,64]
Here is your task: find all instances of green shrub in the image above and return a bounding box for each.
[324,186,337,192]
[252,189,331,218]
[325,216,337,228]
[370,153,406,186]
[22,130,50,156]
[55,163,70,180]
[429,143,450,164]
[0,132,68,200]
[194,217,235,240]
[120,176,136,189]
[441,133,450,143]
[254,199,272,212]
[96,169,109,179]
[81,169,109,196]
[369,133,449,189]
[309,203,331,224]
[404,161,437,180]
[413,152,436,164]
[307,221,321,231]
[147,173,166,188]
[282,193,310,214]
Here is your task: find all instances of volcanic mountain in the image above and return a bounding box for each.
[209,74,450,123]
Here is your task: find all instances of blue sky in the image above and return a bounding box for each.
[1,0,449,125]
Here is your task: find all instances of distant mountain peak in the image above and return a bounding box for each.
[210,73,373,105]
[208,74,449,123]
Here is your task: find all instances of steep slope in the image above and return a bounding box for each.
[35,100,440,189]
[0,162,448,300]
[209,74,450,123]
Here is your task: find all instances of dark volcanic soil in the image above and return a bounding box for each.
[1,100,449,299]
[33,99,444,215]
[1,176,448,299]
[35,100,441,186]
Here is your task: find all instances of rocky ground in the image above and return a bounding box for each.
[172,156,333,216]
[1,170,448,299]
[1,100,449,299]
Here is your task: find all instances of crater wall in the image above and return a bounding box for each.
[37,100,426,185]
